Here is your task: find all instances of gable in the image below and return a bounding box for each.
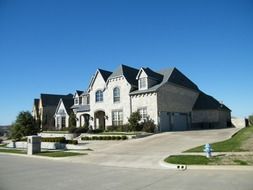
[88,70,107,91]
[55,100,67,115]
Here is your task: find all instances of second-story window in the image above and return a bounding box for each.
[113,87,120,103]
[74,98,79,105]
[95,90,103,102]
[139,78,147,89]
[87,95,90,105]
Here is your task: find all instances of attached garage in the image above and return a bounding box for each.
[159,112,189,132]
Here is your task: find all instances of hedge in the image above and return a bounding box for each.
[81,135,128,141]
[18,137,78,144]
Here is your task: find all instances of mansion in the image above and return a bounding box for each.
[32,64,231,132]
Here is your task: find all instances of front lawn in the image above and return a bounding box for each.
[42,130,69,134]
[36,151,86,157]
[0,148,26,154]
[185,126,253,152]
[165,155,218,165]
[0,148,86,157]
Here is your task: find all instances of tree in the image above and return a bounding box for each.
[68,112,76,128]
[10,111,40,140]
[142,117,156,133]
[249,115,253,126]
[128,111,142,131]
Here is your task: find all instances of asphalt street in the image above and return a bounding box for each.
[1,154,253,190]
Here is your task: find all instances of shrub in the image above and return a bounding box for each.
[65,140,78,145]
[68,126,77,133]
[0,139,2,144]
[107,125,118,132]
[42,137,66,143]
[106,124,131,132]
[128,112,142,131]
[142,117,156,133]
[116,136,121,140]
[81,136,90,141]
[75,126,89,134]
[122,135,128,140]
[88,129,103,134]
[249,115,253,126]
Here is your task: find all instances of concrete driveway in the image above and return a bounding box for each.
[65,128,239,169]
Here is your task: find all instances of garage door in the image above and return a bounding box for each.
[173,113,188,131]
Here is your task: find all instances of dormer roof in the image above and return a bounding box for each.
[136,67,163,82]
[130,67,199,95]
[108,64,139,87]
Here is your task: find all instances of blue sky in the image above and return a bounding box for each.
[0,0,252,125]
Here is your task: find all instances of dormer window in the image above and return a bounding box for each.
[74,98,79,105]
[95,90,103,102]
[139,78,147,90]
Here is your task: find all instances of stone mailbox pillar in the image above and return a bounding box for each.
[27,136,41,155]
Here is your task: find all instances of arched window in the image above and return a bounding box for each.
[95,90,103,102]
[113,87,120,103]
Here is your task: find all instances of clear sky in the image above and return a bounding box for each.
[0,0,252,125]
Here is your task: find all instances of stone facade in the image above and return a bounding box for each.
[34,65,231,132]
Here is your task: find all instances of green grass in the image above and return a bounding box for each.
[185,126,253,152]
[36,151,86,157]
[42,131,69,134]
[101,132,141,135]
[164,155,219,165]
[233,159,248,165]
[0,144,7,147]
[0,148,86,157]
[0,148,26,154]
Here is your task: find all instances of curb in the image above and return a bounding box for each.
[160,159,253,171]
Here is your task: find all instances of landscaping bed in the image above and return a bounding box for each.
[165,154,253,165]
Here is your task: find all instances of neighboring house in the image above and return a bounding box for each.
[32,98,40,121]
[54,98,74,130]
[74,64,231,132]
[32,93,73,130]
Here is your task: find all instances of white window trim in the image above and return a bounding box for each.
[139,77,147,90]
[112,110,123,126]
[113,87,120,103]
[95,90,103,103]
[138,107,148,122]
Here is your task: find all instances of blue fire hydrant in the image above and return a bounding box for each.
[203,143,212,158]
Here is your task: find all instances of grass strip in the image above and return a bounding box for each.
[35,151,86,157]
[185,126,253,152]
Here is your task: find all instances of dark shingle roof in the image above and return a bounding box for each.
[76,90,84,96]
[142,67,163,82]
[193,91,231,111]
[167,68,199,91]
[130,67,199,95]
[98,69,113,81]
[41,93,73,107]
[61,98,74,115]
[108,64,139,86]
